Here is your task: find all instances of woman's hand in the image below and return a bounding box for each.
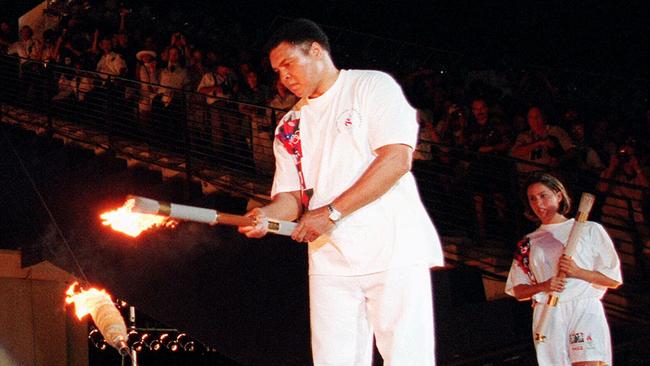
[558,255,584,279]
[544,275,566,293]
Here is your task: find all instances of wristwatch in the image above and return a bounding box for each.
[327,204,342,223]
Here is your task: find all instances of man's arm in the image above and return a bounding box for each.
[510,138,550,159]
[292,143,412,243]
[333,143,412,217]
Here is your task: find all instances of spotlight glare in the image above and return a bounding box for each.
[168,340,180,352]
[149,339,162,351]
[98,340,108,351]
[133,333,150,352]
[184,341,196,352]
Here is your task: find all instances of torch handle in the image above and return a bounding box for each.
[215,213,298,236]
[534,301,552,343]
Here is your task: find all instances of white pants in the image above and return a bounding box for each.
[309,266,435,366]
[533,297,612,366]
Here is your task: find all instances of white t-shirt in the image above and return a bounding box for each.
[505,219,622,303]
[272,69,444,275]
[8,38,42,62]
[511,125,574,172]
[197,71,236,105]
[96,51,127,78]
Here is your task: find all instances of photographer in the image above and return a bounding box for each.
[597,138,649,272]
[434,103,468,165]
[170,31,191,65]
[465,98,513,243]
[597,139,649,219]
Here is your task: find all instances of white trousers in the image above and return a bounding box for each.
[533,297,612,366]
[309,266,435,366]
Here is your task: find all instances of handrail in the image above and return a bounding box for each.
[1,52,647,273]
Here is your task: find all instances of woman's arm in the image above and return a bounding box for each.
[559,256,622,289]
[511,276,566,301]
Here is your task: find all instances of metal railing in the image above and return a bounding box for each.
[1,53,648,274]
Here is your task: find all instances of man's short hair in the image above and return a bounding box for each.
[264,18,330,54]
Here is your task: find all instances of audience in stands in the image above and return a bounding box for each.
[1,1,648,256]
[510,106,574,173]
[465,98,513,243]
[135,49,158,125]
[0,21,14,54]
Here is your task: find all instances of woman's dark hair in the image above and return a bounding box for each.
[264,18,330,54]
[523,172,572,222]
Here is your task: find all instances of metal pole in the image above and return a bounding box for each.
[129,306,138,366]
[182,91,192,200]
[45,62,54,137]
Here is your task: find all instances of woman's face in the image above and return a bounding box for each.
[527,182,563,224]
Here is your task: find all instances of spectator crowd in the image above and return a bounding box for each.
[1,1,648,264]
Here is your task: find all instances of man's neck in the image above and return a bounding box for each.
[310,67,340,99]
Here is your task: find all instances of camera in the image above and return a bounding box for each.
[617,145,633,162]
[449,110,463,121]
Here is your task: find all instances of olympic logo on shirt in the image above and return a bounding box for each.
[336,109,362,133]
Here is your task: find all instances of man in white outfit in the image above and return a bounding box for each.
[238,19,444,365]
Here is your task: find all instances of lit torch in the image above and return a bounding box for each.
[100,198,176,237]
[101,195,297,237]
[65,282,130,357]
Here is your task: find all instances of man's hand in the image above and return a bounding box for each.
[238,207,269,238]
[291,206,334,243]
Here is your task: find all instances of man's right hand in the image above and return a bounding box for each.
[238,207,269,238]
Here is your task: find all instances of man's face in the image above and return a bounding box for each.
[168,48,179,63]
[528,107,545,134]
[247,72,258,88]
[20,27,31,41]
[191,50,202,62]
[141,54,153,64]
[571,124,585,140]
[100,39,112,52]
[270,41,321,98]
[471,100,489,124]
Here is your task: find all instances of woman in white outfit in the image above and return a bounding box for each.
[505,173,622,366]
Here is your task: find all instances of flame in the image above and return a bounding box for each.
[100,198,176,237]
[65,282,112,320]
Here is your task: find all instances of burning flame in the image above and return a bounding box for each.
[65,282,112,320]
[65,282,129,354]
[100,198,176,237]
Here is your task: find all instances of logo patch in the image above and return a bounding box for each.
[569,332,584,344]
[336,109,362,133]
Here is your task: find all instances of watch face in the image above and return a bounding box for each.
[328,205,342,222]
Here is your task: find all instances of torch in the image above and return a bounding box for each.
[534,192,596,343]
[127,195,297,235]
[66,282,130,357]
[101,195,297,238]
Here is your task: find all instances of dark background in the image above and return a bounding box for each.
[1,1,648,365]
[2,0,649,77]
